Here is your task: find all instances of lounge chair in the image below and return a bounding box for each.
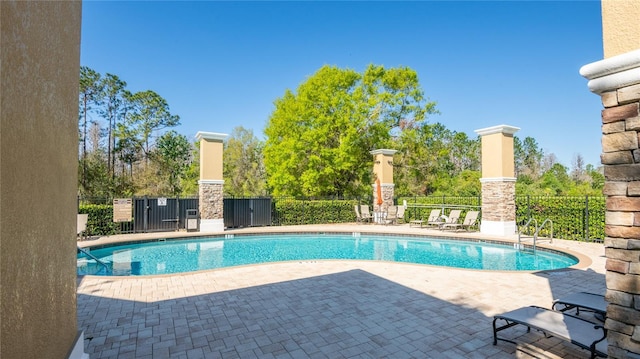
[409,209,441,228]
[552,292,607,318]
[359,205,374,223]
[493,306,607,359]
[437,209,461,230]
[77,213,88,241]
[354,205,364,223]
[395,206,405,224]
[441,210,479,231]
[385,205,398,225]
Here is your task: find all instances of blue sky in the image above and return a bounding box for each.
[81,1,604,168]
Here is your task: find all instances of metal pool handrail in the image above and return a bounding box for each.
[518,217,538,251]
[535,218,554,244]
[77,246,111,274]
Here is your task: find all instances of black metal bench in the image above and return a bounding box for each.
[493,305,607,358]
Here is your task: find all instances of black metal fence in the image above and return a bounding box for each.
[78,196,199,235]
[400,195,482,223]
[78,195,606,241]
[223,198,273,228]
[516,195,605,242]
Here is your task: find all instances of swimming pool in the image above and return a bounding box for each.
[77,233,578,276]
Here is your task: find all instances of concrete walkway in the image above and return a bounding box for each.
[77,224,606,358]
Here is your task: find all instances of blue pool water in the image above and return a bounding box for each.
[77,234,578,276]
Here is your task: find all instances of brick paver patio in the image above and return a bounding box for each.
[77,224,606,358]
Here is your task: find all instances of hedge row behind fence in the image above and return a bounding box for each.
[400,196,481,223]
[515,196,605,241]
[79,195,605,241]
[78,204,121,236]
[273,198,360,226]
[401,196,604,241]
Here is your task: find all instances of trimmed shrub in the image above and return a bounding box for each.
[516,196,604,241]
[78,204,120,236]
[273,198,359,225]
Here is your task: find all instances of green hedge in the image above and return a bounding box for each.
[399,195,604,242]
[80,196,605,241]
[516,196,604,241]
[78,204,121,236]
[399,196,481,222]
[273,198,359,225]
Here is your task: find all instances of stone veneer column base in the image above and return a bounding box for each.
[480,178,517,236]
[199,180,224,232]
[581,49,640,358]
[372,183,395,211]
[199,219,225,233]
[480,220,517,237]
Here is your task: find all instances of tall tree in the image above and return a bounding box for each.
[98,74,128,178]
[522,136,543,178]
[539,162,571,195]
[264,64,436,197]
[180,142,200,197]
[570,153,587,183]
[152,131,191,196]
[78,66,103,190]
[124,90,180,167]
[223,127,266,196]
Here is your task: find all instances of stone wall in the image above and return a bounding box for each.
[199,182,224,220]
[480,180,516,222]
[600,84,640,358]
[373,184,395,211]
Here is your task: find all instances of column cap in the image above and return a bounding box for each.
[474,125,520,136]
[580,49,640,94]
[195,131,229,141]
[369,149,398,156]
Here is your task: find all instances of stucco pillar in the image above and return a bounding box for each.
[1,2,87,359]
[474,125,520,236]
[581,50,640,358]
[370,149,397,211]
[196,132,228,232]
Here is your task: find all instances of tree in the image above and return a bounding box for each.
[123,90,180,167]
[264,64,436,197]
[98,73,128,178]
[539,163,571,195]
[223,127,266,196]
[586,164,605,192]
[152,131,191,196]
[541,153,558,174]
[180,142,200,197]
[570,153,587,183]
[514,136,544,179]
[394,123,448,195]
[79,66,103,190]
[448,132,480,174]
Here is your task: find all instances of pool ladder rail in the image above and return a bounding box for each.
[517,218,553,252]
[77,246,111,274]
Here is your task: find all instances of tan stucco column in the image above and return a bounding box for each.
[474,125,520,236]
[370,149,397,211]
[196,132,228,232]
[1,2,86,358]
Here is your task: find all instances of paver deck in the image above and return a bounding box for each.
[77,224,606,358]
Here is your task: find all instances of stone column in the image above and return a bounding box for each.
[370,149,397,212]
[474,125,520,236]
[196,131,228,232]
[581,50,640,358]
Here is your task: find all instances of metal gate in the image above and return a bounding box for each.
[223,198,272,228]
[133,197,199,233]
